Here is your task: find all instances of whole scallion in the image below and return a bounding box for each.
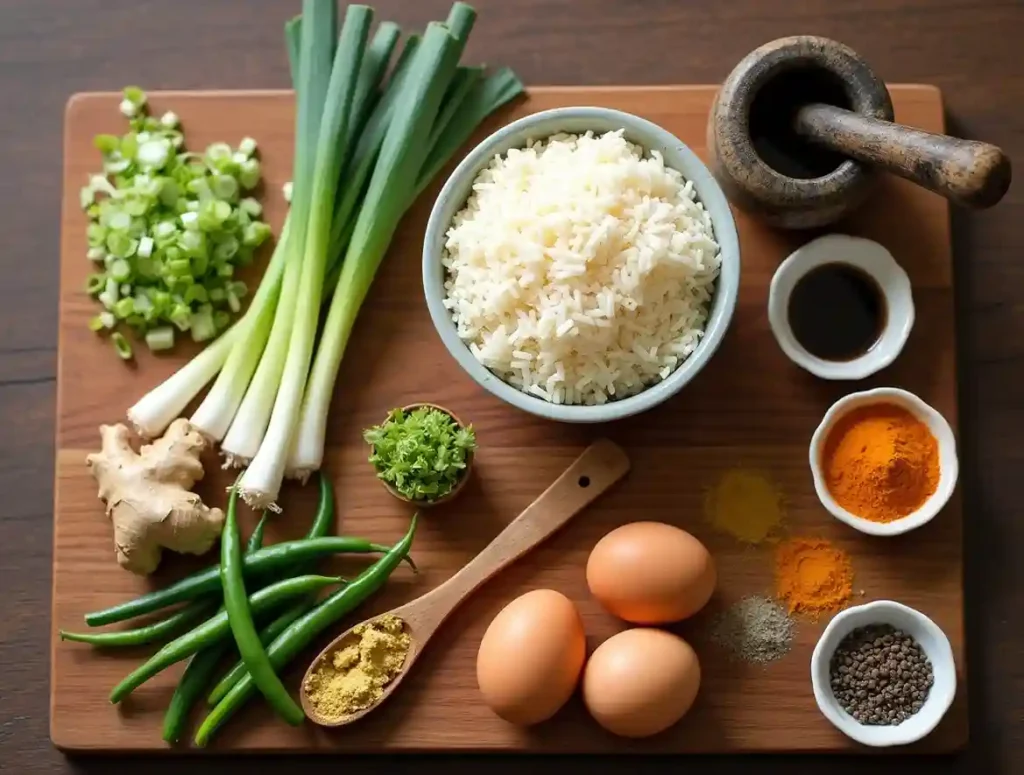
[287,16,467,481]
[124,2,524,511]
[237,3,373,508]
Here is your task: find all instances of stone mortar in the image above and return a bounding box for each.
[707,36,894,230]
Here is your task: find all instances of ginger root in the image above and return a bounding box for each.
[86,418,225,575]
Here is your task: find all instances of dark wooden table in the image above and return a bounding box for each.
[1,0,1020,772]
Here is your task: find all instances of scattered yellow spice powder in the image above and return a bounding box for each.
[704,468,785,544]
[303,614,411,722]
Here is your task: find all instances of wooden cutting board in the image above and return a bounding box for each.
[53,85,966,753]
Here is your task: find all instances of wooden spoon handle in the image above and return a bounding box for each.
[793,103,1011,208]
[412,439,630,627]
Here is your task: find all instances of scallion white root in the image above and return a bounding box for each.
[126,328,235,438]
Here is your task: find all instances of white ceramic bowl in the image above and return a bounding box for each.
[811,600,957,747]
[422,107,740,424]
[768,234,914,380]
[809,387,958,536]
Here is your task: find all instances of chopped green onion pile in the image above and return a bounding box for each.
[127,1,524,510]
[82,87,272,359]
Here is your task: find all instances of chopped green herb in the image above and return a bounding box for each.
[82,87,272,358]
[111,331,134,360]
[363,406,476,503]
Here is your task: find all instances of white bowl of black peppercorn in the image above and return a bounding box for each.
[810,600,956,747]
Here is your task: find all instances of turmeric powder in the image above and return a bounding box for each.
[704,468,785,544]
[775,537,853,615]
[822,403,939,523]
[302,615,411,722]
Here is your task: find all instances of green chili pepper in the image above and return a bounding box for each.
[206,595,316,707]
[85,536,413,627]
[162,642,231,744]
[60,598,218,647]
[193,514,417,747]
[246,510,272,555]
[309,473,335,536]
[163,506,271,743]
[110,573,343,704]
[221,485,304,725]
[206,474,335,706]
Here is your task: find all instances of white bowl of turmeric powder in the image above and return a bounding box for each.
[809,387,958,536]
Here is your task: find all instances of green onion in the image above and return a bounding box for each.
[126,2,524,461]
[145,326,175,351]
[111,332,133,360]
[238,2,372,508]
[326,32,421,258]
[82,86,273,361]
[427,66,483,150]
[85,274,106,295]
[348,21,401,146]
[285,16,303,86]
[215,0,340,472]
[289,20,463,480]
[113,298,135,319]
[190,307,216,342]
[127,325,237,436]
[416,66,524,199]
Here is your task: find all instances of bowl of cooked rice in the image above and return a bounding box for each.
[422,106,740,423]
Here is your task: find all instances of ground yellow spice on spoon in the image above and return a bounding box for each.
[303,615,411,722]
[704,468,785,544]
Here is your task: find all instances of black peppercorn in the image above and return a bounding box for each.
[828,623,934,726]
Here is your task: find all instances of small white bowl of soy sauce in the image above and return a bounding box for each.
[767,234,913,380]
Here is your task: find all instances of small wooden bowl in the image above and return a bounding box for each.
[373,403,475,509]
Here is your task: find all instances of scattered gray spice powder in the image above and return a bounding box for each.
[711,595,795,664]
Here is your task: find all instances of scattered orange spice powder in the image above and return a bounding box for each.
[775,537,853,616]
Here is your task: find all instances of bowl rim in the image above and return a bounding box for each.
[810,599,957,747]
[808,387,959,536]
[767,234,915,381]
[422,105,740,423]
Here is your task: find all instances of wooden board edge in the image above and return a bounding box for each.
[61,81,942,96]
[53,95,85,754]
[930,96,968,755]
[928,99,968,742]
[43,736,969,756]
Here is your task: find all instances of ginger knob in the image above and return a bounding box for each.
[86,418,225,575]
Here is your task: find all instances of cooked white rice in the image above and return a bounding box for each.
[441,129,721,406]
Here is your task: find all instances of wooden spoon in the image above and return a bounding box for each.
[299,438,631,728]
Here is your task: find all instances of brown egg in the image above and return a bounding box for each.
[476,589,587,726]
[586,521,716,623]
[582,628,701,738]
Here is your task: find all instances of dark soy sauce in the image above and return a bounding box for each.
[787,263,886,361]
[749,67,852,179]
